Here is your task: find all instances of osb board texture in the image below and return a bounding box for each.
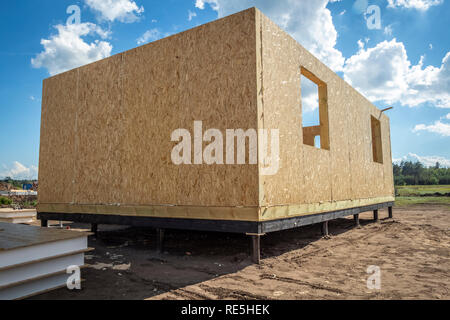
[260,196,395,221]
[38,203,259,222]
[39,8,259,215]
[37,195,394,222]
[256,9,394,209]
[38,71,78,204]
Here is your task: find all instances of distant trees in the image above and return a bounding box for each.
[393,161,450,185]
[1,177,37,189]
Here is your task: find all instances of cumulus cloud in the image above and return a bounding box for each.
[32,1,145,75]
[31,23,112,76]
[188,10,197,21]
[393,153,450,167]
[343,39,450,108]
[387,0,444,10]
[301,75,320,113]
[1,162,38,180]
[195,0,219,10]
[137,28,162,45]
[85,0,144,23]
[413,120,450,136]
[193,1,450,107]
[195,0,345,72]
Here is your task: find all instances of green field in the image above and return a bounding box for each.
[396,185,450,196]
[395,185,450,207]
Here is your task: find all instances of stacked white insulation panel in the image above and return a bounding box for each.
[0,222,91,299]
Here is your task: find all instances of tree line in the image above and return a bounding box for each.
[2,163,450,187]
[393,161,450,186]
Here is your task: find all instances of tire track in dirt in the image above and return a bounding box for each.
[259,273,345,295]
[171,288,213,300]
[278,222,396,266]
[197,284,269,300]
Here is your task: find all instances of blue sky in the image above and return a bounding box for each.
[0,0,449,179]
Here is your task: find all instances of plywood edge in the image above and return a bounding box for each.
[255,8,265,211]
[259,196,395,221]
[37,203,260,222]
[11,277,87,301]
[0,248,94,272]
[0,265,88,291]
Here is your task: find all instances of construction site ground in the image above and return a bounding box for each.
[30,204,449,300]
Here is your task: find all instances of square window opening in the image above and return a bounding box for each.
[300,67,330,150]
[371,116,383,164]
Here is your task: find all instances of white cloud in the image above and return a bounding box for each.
[85,0,144,23]
[194,1,449,107]
[387,0,444,10]
[301,75,319,112]
[384,25,393,36]
[343,39,450,108]
[413,120,450,136]
[444,113,450,120]
[357,39,365,50]
[137,28,162,45]
[195,0,219,10]
[352,0,369,14]
[195,0,345,72]
[0,162,38,180]
[31,23,112,76]
[393,153,450,167]
[188,10,197,21]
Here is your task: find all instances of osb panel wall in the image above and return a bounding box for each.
[38,71,78,204]
[74,55,125,204]
[257,9,394,208]
[39,8,259,211]
[120,8,259,207]
[256,10,304,207]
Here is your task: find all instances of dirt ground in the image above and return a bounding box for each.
[31,204,449,300]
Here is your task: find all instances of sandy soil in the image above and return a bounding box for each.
[31,205,449,300]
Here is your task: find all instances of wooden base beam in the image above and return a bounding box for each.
[373,210,379,222]
[37,201,394,235]
[40,219,48,228]
[388,206,393,219]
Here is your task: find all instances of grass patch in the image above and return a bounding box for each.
[395,196,450,207]
[22,200,37,208]
[0,196,12,205]
[396,185,450,197]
